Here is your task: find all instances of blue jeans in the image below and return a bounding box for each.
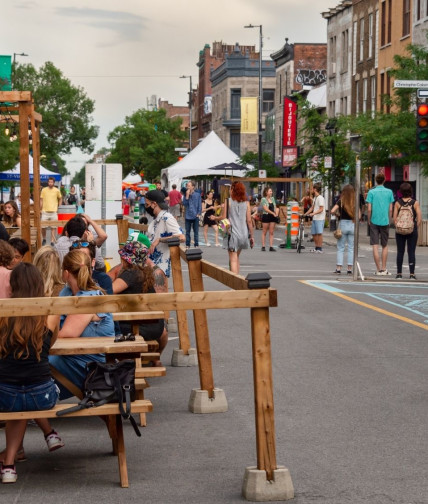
[336,220,355,267]
[185,218,199,247]
[0,379,59,412]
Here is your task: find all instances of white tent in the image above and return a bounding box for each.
[122,173,142,184]
[161,131,248,190]
[0,155,61,182]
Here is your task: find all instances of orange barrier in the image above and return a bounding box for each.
[57,205,76,234]
[284,201,299,243]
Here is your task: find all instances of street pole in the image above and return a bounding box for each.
[180,75,192,151]
[353,156,361,281]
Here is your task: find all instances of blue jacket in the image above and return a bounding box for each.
[183,191,202,220]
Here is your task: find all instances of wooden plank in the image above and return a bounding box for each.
[201,259,249,290]
[188,257,215,398]
[113,311,165,321]
[50,336,148,355]
[251,307,277,481]
[50,366,83,399]
[0,289,275,316]
[135,367,166,378]
[19,101,31,254]
[116,415,129,487]
[0,400,153,420]
[0,91,32,101]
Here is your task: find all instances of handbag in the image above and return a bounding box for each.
[333,222,342,239]
[218,198,231,237]
[57,359,141,436]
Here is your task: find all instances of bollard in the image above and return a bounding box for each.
[286,222,292,249]
[134,201,139,223]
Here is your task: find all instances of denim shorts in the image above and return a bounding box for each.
[0,379,59,412]
[311,219,324,235]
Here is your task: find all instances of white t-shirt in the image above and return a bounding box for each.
[312,195,326,221]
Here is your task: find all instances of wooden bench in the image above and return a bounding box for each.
[134,366,166,426]
[0,400,152,488]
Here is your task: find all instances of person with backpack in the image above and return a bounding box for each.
[393,182,422,280]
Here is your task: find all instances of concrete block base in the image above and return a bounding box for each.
[171,348,198,367]
[242,466,294,502]
[188,388,228,414]
[167,317,177,333]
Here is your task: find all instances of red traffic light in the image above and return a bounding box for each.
[418,104,428,116]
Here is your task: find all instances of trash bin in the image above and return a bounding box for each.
[57,205,77,234]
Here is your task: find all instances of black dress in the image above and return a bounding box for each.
[203,201,216,227]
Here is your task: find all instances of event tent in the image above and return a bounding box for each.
[161,131,248,189]
[0,155,61,182]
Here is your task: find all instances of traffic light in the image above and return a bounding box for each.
[416,103,428,152]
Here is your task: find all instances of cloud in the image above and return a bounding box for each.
[55,7,147,44]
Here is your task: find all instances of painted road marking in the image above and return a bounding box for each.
[301,280,428,330]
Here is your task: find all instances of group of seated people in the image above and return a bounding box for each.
[0,212,170,484]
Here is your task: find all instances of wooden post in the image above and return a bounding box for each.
[168,239,191,354]
[19,101,32,259]
[247,273,277,482]
[186,248,215,398]
[31,107,42,250]
[116,215,129,246]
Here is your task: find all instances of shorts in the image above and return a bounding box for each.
[369,223,389,247]
[169,204,181,217]
[262,214,277,224]
[0,379,59,412]
[42,211,58,222]
[311,219,324,235]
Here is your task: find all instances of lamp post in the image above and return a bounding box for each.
[244,24,263,173]
[350,135,362,281]
[180,75,193,151]
[326,119,337,231]
[13,52,28,64]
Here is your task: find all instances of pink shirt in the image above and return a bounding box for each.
[0,266,12,298]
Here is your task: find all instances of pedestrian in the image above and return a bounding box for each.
[183,181,202,248]
[66,186,79,208]
[260,186,279,252]
[393,182,422,280]
[168,184,182,220]
[366,173,395,275]
[214,181,254,274]
[305,183,326,253]
[202,190,221,246]
[145,189,184,278]
[40,176,62,246]
[300,189,313,227]
[155,180,169,202]
[331,184,359,275]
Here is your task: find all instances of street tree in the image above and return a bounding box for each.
[12,61,98,175]
[240,151,279,178]
[106,108,186,181]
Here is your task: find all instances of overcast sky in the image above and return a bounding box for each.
[3,0,334,175]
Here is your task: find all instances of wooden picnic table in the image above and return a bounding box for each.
[50,335,149,356]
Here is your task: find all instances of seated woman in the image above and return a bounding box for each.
[2,200,21,231]
[49,250,114,399]
[112,241,168,366]
[0,263,61,483]
[33,246,65,297]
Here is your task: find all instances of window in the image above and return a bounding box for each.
[381,1,386,46]
[403,0,410,36]
[363,78,368,113]
[360,18,365,61]
[356,81,360,115]
[263,89,275,113]
[416,0,422,20]
[386,72,391,113]
[380,72,385,112]
[230,130,240,156]
[230,89,241,119]
[341,29,349,72]
[329,36,337,74]
[387,0,392,43]
[370,76,376,116]
[368,13,373,58]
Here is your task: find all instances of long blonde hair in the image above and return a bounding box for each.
[340,184,356,220]
[33,246,65,297]
[62,249,102,293]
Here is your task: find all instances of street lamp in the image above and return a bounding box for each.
[180,75,192,151]
[244,24,263,173]
[325,119,337,231]
[13,52,28,64]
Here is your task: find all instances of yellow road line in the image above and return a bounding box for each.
[300,280,428,331]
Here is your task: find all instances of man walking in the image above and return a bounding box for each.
[366,173,394,275]
[168,184,182,220]
[305,183,325,253]
[183,181,202,248]
[40,176,62,245]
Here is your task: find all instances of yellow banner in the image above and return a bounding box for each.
[240,97,258,134]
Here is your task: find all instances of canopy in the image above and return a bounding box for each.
[122,173,142,184]
[0,155,61,182]
[161,131,248,189]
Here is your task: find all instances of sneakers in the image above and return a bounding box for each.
[1,465,17,484]
[261,246,266,251]
[205,243,211,247]
[315,249,324,254]
[269,247,276,252]
[334,269,341,274]
[396,274,402,279]
[45,430,64,452]
[410,274,417,280]
[375,270,391,276]
[347,270,352,275]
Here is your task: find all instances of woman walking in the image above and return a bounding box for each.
[330,184,359,275]
[214,181,254,274]
[393,182,422,279]
[202,191,221,246]
[261,187,279,251]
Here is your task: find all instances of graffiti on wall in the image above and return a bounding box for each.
[296,69,327,86]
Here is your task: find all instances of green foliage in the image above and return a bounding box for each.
[0,126,19,171]
[239,151,279,177]
[106,109,186,181]
[12,61,98,175]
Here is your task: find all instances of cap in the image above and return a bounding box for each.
[118,241,149,266]
[127,231,151,248]
[145,190,168,210]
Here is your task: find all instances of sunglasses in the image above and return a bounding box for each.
[71,241,91,249]
[114,333,136,343]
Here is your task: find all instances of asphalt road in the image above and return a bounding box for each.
[2,223,428,503]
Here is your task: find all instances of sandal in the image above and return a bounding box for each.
[0,448,27,463]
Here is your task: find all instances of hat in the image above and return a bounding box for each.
[118,241,149,266]
[145,190,168,210]
[127,231,151,249]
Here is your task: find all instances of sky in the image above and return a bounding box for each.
[3,0,335,176]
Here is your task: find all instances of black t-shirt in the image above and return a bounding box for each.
[338,200,353,220]
[0,328,53,385]
[0,223,9,242]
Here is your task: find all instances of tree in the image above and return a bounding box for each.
[106,109,186,181]
[240,151,279,177]
[12,61,98,175]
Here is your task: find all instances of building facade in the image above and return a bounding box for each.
[210,43,275,156]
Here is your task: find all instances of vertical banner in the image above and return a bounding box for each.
[241,97,258,134]
[282,97,298,167]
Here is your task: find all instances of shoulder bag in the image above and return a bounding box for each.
[56,359,141,437]
[218,198,231,237]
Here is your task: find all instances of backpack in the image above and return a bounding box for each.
[395,199,415,235]
[67,193,77,205]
